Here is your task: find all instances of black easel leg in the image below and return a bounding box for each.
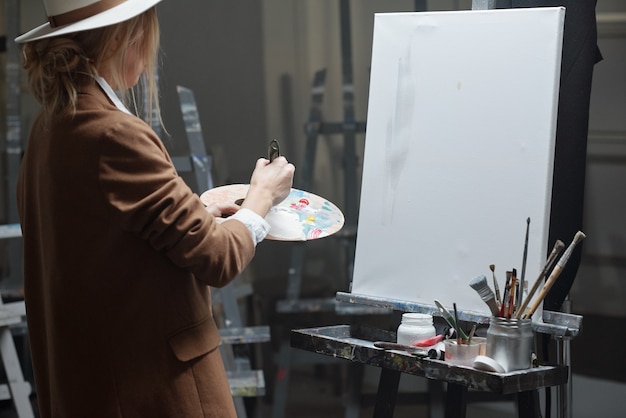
[518,390,543,418]
[445,383,467,418]
[345,363,364,418]
[428,380,445,418]
[373,368,401,418]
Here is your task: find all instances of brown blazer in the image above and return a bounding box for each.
[17,80,253,417]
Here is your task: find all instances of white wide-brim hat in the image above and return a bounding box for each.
[15,0,163,44]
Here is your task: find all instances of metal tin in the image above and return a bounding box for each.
[486,317,534,372]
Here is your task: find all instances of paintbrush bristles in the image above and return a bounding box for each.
[556,231,586,269]
[489,264,501,306]
[469,275,492,298]
[469,275,500,316]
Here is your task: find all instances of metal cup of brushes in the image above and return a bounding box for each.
[485,317,534,372]
[469,271,534,372]
[469,230,586,373]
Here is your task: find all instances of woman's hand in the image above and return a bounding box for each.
[242,156,295,217]
[205,202,241,218]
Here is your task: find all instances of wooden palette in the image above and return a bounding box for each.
[200,184,345,241]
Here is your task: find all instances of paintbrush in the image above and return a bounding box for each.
[514,239,565,319]
[373,341,427,354]
[468,275,500,316]
[519,217,531,309]
[523,231,586,319]
[453,302,461,344]
[467,324,477,345]
[434,299,469,340]
[268,138,280,162]
[489,264,501,307]
[235,139,280,208]
[499,271,512,317]
[508,268,517,318]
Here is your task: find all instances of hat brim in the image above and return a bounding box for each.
[15,0,163,44]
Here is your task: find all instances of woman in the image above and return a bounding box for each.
[15,1,294,416]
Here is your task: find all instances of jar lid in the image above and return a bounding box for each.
[401,313,433,323]
[473,355,505,373]
[489,316,532,327]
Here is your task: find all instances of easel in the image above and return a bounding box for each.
[2,0,25,294]
[0,226,35,418]
[292,293,582,418]
[1,3,34,412]
[0,298,33,418]
[174,87,270,417]
[290,1,582,418]
[0,4,34,408]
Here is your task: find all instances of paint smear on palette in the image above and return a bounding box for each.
[268,189,344,241]
[200,185,345,241]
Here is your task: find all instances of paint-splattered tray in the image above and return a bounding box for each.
[200,184,345,241]
[291,324,569,394]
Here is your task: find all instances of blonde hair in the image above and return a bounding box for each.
[22,7,161,126]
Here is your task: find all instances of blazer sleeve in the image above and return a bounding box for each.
[96,116,255,287]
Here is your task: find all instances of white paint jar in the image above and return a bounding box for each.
[396,313,436,346]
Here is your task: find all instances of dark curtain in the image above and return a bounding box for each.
[499,0,602,312]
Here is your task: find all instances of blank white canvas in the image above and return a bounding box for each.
[351,7,565,318]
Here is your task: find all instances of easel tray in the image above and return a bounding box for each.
[291,324,568,395]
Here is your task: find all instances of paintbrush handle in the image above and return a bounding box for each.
[493,277,502,307]
[523,232,585,319]
[508,273,517,319]
[453,303,461,344]
[467,324,477,345]
[374,341,414,351]
[490,265,502,307]
[448,316,469,341]
[499,272,512,317]
[519,217,531,310]
[523,265,563,319]
[373,341,429,357]
[435,300,469,340]
[514,240,565,319]
[486,299,500,317]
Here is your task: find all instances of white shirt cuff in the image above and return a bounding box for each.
[229,208,271,246]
